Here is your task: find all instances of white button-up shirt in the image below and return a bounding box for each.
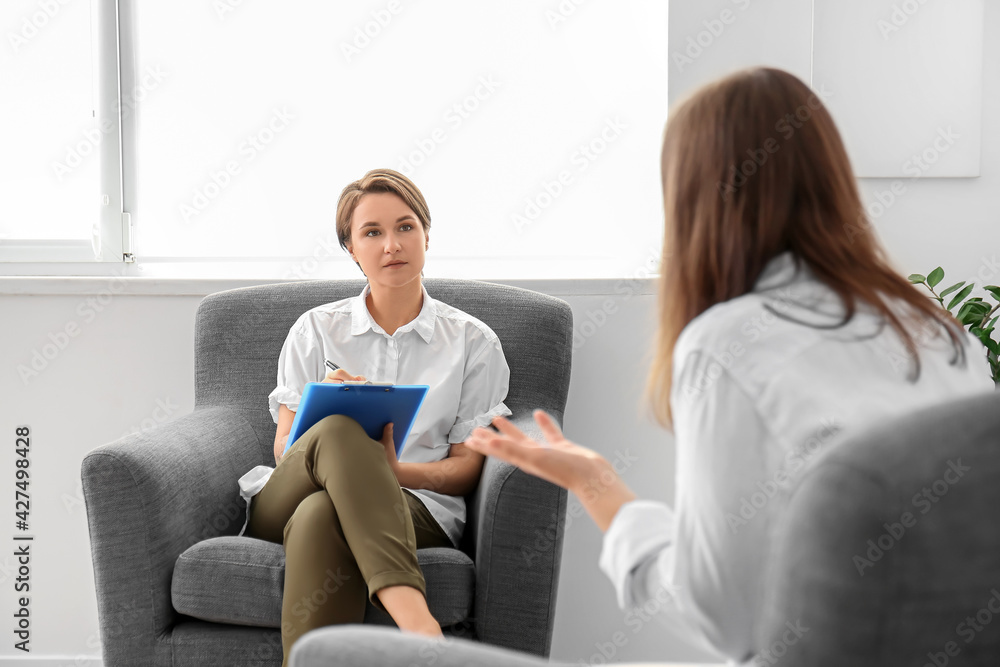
[598,251,996,664]
[237,282,512,546]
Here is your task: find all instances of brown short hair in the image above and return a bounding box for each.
[335,169,431,257]
[647,67,968,428]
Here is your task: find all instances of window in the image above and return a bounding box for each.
[1,0,101,261]
[2,1,668,279]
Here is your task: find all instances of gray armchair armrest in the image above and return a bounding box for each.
[81,406,261,666]
[469,413,568,657]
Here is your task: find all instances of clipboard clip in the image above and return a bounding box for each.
[341,380,394,390]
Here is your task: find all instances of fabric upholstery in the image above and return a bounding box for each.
[758,390,1000,665]
[82,279,573,666]
[290,626,559,667]
[171,538,474,628]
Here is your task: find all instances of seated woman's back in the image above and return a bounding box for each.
[664,249,993,659]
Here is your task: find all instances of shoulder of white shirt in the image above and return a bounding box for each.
[285,297,353,338]
[286,292,503,349]
[431,298,503,347]
[675,250,886,360]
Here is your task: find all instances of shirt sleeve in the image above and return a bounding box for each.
[267,319,323,424]
[447,335,513,444]
[597,348,772,663]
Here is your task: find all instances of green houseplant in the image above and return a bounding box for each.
[908,267,1000,385]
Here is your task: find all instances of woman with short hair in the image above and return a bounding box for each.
[237,168,512,667]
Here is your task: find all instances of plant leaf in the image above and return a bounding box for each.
[947,283,975,311]
[939,281,967,298]
[927,267,945,288]
[985,286,1000,301]
[908,273,926,284]
[962,311,982,326]
[958,301,988,323]
[960,305,990,326]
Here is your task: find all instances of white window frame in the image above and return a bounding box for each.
[0,0,133,268]
[2,0,665,284]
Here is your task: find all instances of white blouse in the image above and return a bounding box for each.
[237,282,512,546]
[598,251,996,664]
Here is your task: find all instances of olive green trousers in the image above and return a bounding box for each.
[245,414,453,667]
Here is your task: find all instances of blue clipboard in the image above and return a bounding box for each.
[284,382,429,457]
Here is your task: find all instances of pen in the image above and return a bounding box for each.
[325,359,341,373]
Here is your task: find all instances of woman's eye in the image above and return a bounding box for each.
[365,229,380,237]
[400,224,413,231]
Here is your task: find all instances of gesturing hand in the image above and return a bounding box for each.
[465,410,608,495]
[465,410,638,533]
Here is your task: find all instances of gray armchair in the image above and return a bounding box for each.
[759,389,1000,665]
[81,279,573,666]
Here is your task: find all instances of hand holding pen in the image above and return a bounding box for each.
[322,359,367,384]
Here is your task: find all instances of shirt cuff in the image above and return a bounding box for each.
[267,386,301,424]
[598,499,675,609]
[447,401,513,443]
[236,465,275,537]
[238,465,275,501]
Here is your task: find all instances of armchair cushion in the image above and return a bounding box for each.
[171,537,475,629]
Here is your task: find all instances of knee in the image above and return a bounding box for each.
[313,414,368,444]
[287,491,337,533]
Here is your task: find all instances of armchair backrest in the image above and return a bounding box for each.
[193,278,574,561]
[195,278,572,451]
[759,390,1000,665]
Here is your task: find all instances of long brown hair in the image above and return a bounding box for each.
[647,67,967,429]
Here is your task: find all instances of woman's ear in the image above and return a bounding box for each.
[345,242,366,276]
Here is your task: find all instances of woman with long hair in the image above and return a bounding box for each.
[461,67,994,663]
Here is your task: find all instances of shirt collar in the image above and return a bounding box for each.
[752,251,812,292]
[350,282,436,343]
